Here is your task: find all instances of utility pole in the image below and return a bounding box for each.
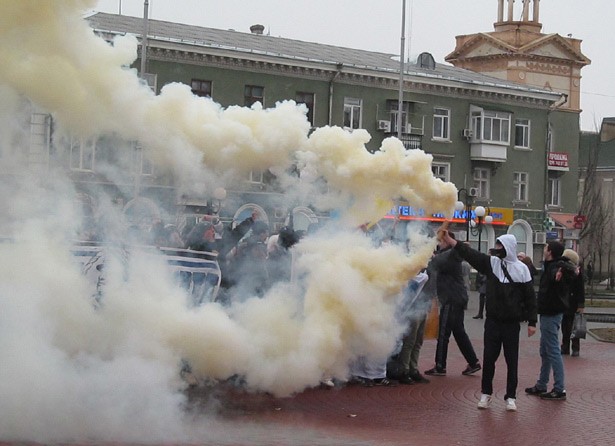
[140,0,149,77]
[397,0,406,140]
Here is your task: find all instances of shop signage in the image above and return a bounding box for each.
[548,152,569,168]
[385,205,514,225]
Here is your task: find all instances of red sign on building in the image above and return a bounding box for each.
[548,152,569,168]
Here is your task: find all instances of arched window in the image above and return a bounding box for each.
[289,206,318,232]
[508,219,533,257]
[233,204,269,230]
[123,197,160,230]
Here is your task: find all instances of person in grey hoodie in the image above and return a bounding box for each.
[438,232,537,412]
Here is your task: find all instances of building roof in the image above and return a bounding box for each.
[86,12,560,101]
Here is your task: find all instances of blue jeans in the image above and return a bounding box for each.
[537,314,565,392]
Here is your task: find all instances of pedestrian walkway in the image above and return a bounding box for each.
[2,293,614,446]
[194,292,615,446]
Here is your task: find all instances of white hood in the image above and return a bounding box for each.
[489,234,532,283]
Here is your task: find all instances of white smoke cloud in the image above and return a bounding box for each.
[0,0,457,442]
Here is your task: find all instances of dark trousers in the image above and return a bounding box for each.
[561,312,580,353]
[482,318,520,399]
[435,303,479,370]
[476,293,485,317]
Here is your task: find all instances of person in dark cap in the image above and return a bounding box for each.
[526,240,576,401]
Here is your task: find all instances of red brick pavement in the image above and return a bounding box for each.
[2,322,614,446]
[207,336,615,446]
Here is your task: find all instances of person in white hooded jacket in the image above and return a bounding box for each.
[438,231,537,412]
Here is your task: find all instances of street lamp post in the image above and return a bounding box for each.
[455,190,493,251]
[472,206,493,252]
[455,188,473,242]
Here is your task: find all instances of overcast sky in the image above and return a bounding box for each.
[93,0,614,132]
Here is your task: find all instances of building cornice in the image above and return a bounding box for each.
[147,44,559,108]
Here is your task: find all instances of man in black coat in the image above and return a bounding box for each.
[526,241,575,401]
[424,233,481,378]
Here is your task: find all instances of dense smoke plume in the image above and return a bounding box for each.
[0,0,457,442]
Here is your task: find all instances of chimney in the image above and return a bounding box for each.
[250,24,265,35]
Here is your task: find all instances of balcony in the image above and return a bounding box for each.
[469,141,507,163]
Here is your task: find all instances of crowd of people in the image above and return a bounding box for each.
[95,213,589,405]
[134,211,305,306]
[347,228,586,413]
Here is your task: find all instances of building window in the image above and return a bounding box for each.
[296,92,315,126]
[387,100,409,134]
[548,177,561,206]
[547,122,554,151]
[29,112,51,165]
[473,167,490,199]
[191,79,212,97]
[245,85,264,107]
[513,171,529,202]
[514,118,530,148]
[133,143,154,176]
[247,170,264,184]
[343,97,362,130]
[471,110,510,143]
[433,108,450,140]
[70,138,95,171]
[431,163,450,182]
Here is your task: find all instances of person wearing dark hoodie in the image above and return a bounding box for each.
[525,240,576,401]
[424,232,481,378]
[437,231,537,412]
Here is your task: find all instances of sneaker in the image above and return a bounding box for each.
[477,394,492,409]
[525,385,547,396]
[424,367,446,376]
[505,398,517,411]
[409,372,430,384]
[373,377,397,387]
[540,389,567,400]
[320,378,335,388]
[349,376,374,387]
[398,374,415,385]
[462,363,481,375]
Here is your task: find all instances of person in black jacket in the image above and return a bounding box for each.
[525,241,575,401]
[560,249,585,356]
[438,231,537,412]
[424,233,481,378]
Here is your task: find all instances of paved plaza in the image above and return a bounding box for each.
[2,293,614,446]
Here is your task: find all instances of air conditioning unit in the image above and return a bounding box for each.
[468,187,479,197]
[462,128,473,139]
[533,232,547,244]
[377,120,391,132]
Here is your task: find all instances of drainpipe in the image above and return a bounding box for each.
[328,63,343,126]
[542,93,568,233]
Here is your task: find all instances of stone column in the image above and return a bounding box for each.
[522,0,530,21]
[498,0,504,22]
[533,0,540,22]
